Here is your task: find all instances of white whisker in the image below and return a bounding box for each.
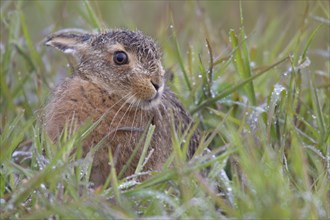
[108,94,137,142]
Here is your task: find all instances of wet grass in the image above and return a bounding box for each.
[1,1,329,219]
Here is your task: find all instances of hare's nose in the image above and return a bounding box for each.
[151,80,160,91]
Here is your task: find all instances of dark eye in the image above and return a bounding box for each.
[113,51,128,65]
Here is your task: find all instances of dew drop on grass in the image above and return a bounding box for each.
[40,183,46,190]
[6,203,14,210]
[119,180,139,190]
[268,84,286,120]
[297,56,311,70]
[242,128,250,134]
[198,74,202,78]
[282,67,292,78]
[271,84,286,101]
[247,111,259,132]
[0,43,5,54]
[250,61,256,68]
[169,25,174,29]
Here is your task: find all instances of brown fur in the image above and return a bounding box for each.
[44,29,199,186]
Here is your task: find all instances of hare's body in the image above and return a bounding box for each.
[44,29,198,186]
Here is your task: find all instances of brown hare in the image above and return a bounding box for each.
[44,29,199,186]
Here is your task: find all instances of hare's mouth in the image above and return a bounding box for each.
[125,91,162,110]
[140,91,162,109]
[148,91,160,102]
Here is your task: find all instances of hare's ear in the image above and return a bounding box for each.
[45,31,92,58]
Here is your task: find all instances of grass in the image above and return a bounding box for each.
[1,0,329,219]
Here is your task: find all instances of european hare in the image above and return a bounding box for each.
[44,29,199,186]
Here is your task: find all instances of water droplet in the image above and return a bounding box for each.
[169,25,174,29]
[297,56,311,70]
[289,53,294,60]
[6,203,14,210]
[271,84,286,103]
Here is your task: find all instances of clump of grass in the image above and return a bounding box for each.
[1,1,329,219]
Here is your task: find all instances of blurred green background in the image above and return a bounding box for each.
[2,1,329,55]
[1,0,329,120]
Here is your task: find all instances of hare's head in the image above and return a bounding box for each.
[45,29,165,109]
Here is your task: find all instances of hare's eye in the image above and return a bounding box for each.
[113,51,128,65]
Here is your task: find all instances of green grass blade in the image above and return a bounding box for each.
[229,28,256,105]
[83,0,102,30]
[170,16,191,91]
[301,24,322,61]
[134,124,155,175]
[309,74,326,149]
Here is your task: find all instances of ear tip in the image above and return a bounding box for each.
[44,37,52,46]
[43,33,58,46]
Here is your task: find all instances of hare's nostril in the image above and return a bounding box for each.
[151,80,160,91]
